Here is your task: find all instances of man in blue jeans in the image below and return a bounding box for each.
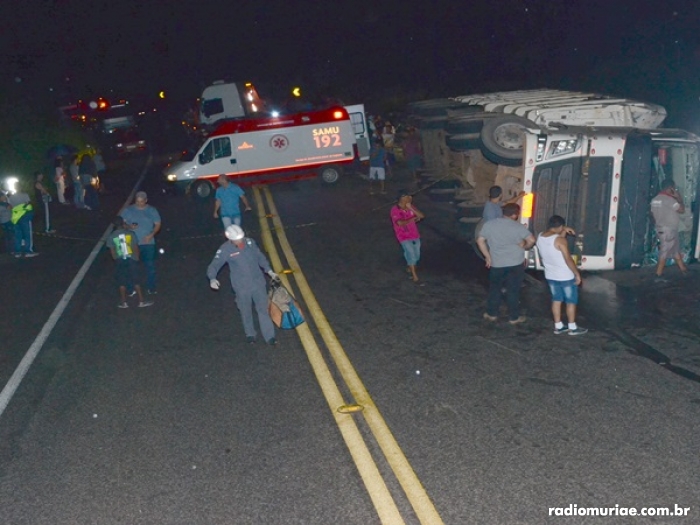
[120,191,161,294]
[536,215,587,335]
[9,186,39,258]
[476,203,535,324]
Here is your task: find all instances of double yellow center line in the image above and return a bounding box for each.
[253,186,444,525]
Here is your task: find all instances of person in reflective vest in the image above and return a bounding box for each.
[9,187,38,258]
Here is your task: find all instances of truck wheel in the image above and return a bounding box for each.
[191,180,214,199]
[480,115,537,166]
[319,164,342,184]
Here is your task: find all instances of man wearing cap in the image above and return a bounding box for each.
[120,191,161,294]
[207,225,280,345]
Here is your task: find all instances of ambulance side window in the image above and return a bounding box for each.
[213,137,232,159]
[198,137,231,165]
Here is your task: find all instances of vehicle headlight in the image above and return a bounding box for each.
[138,140,145,145]
[548,138,580,158]
[535,135,547,161]
[116,142,123,148]
[4,176,19,194]
[166,174,178,182]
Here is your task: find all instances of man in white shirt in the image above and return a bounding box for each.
[536,215,587,335]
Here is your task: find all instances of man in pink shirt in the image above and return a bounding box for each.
[391,189,425,282]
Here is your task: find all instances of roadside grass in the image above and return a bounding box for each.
[0,101,92,192]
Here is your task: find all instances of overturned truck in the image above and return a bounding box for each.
[408,90,700,270]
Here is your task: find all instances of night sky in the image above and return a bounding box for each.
[2,0,699,127]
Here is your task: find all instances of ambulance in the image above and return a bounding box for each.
[164,106,358,198]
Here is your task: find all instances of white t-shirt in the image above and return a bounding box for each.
[536,233,575,281]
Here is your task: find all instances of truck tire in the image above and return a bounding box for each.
[480,115,538,166]
[191,179,214,199]
[319,164,342,184]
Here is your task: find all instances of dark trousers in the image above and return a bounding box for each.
[84,184,99,210]
[13,214,34,254]
[139,244,157,292]
[36,198,51,231]
[2,222,14,253]
[486,263,525,320]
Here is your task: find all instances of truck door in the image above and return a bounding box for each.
[197,136,238,178]
[345,104,370,161]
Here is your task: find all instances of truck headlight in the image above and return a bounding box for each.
[548,138,580,158]
[166,174,178,182]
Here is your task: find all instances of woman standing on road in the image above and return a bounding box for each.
[33,172,55,233]
[69,155,85,209]
[54,157,67,204]
[80,154,99,210]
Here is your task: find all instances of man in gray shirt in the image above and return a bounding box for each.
[477,203,535,323]
[482,185,526,222]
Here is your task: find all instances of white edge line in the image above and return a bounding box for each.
[0,156,153,419]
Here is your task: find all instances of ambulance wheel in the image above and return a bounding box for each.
[319,164,342,184]
[191,180,213,199]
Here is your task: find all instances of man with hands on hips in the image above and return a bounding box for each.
[207,224,280,345]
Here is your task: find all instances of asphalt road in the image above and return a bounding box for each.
[1,155,699,525]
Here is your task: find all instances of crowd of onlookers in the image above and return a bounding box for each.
[0,149,107,258]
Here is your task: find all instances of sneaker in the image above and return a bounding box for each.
[483,312,497,321]
[553,326,569,335]
[127,290,137,297]
[117,302,129,309]
[13,253,22,258]
[138,300,154,308]
[147,290,157,295]
[266,338,277,346]
[568,327,588,336]
[508,316,527,325]
[246,336,256,344]
[24,252,39,258]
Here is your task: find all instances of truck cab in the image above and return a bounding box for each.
[521,127,700,270]
[198,81,266,130]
